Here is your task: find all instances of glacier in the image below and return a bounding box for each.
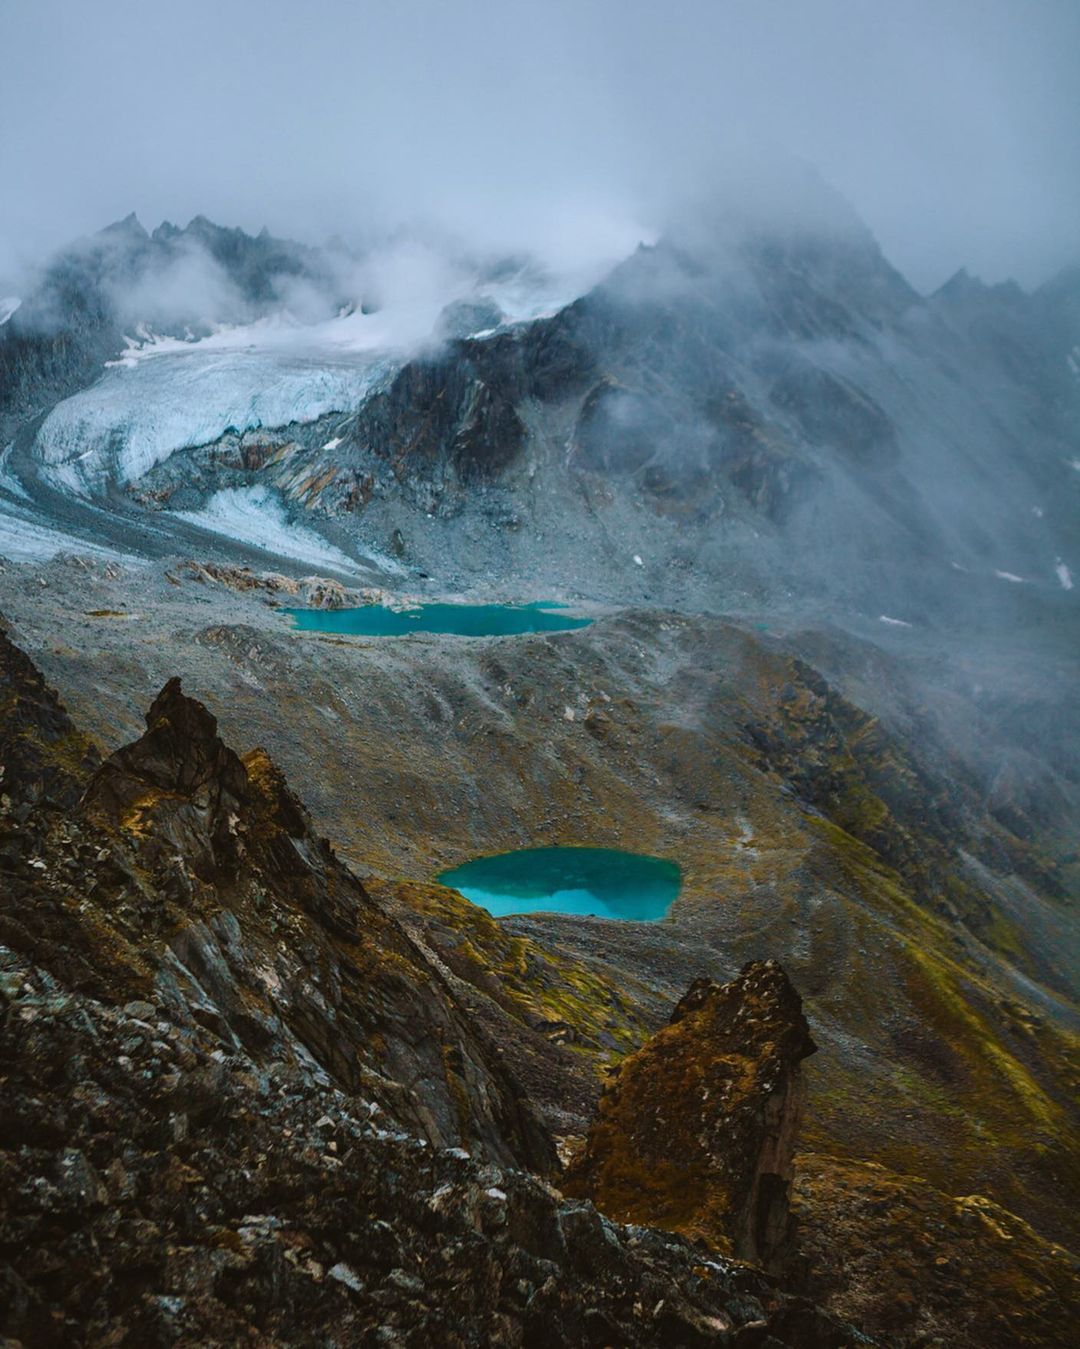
[29,258,599,499]
[34,341,400,496]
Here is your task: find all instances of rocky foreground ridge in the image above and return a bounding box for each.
[0,626,862,1345]
[1,624,1078,1346]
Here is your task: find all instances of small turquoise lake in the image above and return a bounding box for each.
[287,601,592,637]
[437,846,681,921]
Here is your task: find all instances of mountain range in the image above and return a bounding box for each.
[1,185,1077,1346]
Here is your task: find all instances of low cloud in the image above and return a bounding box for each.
[0,1,1077,295]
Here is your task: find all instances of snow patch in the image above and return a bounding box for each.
[172,485,401,575]
[0,297,19,326]
[878,615,912,628]
[1055,559,1073,591]
[994,570,1025,584]
[322,436,343,451]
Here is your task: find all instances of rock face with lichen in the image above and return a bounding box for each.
[3,630,556,1170]
[566,960,817,1273]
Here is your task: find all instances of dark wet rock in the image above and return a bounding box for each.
[346,354,529,495]
[566,960,816,1273]
[0,945,864,1348]
[83,676,249,879]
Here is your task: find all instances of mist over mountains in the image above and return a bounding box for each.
[3,184,1077,629]
[5,0,1080,295]
[2,6,1079,1346]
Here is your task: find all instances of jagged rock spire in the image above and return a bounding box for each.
[81,676,249,878]
[566,958,816,1273]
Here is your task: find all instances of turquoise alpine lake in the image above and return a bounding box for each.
[287,600,592,637]
[437,846,681,921]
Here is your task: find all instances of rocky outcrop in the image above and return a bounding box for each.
[566,960,816,1273]
[5,657,555,1171]
[83,676,250,879]
[0,944,861,1348]
[330,348,530,494]
[175,560,359,608]
[0,625,100,812]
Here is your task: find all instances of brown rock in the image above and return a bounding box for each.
[565,959,816,1272]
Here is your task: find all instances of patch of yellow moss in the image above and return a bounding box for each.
[794,1152,1080,1348]
[376,879,653,1061]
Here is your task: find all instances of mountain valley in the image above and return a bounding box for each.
[1,191,1078,1346]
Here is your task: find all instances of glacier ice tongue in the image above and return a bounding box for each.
[34,344,399,496]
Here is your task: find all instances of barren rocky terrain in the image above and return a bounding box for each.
[1,542,1076,1344]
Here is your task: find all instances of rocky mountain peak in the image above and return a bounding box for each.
[100,211,149,243]
[566,959,816,1273]
[82,677,249,880]
[141,676,246,795]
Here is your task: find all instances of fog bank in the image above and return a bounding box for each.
[1,0,1078,291]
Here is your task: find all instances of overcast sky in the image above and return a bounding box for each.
[2,0,1078,291]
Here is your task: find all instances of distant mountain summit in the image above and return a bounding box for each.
[0,214,356,436]
[2,187,1079,623]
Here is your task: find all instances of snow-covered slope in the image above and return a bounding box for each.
[172,484,403,574]
[34,338,399,495]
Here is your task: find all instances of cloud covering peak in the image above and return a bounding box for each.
[1,0,1078,291]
